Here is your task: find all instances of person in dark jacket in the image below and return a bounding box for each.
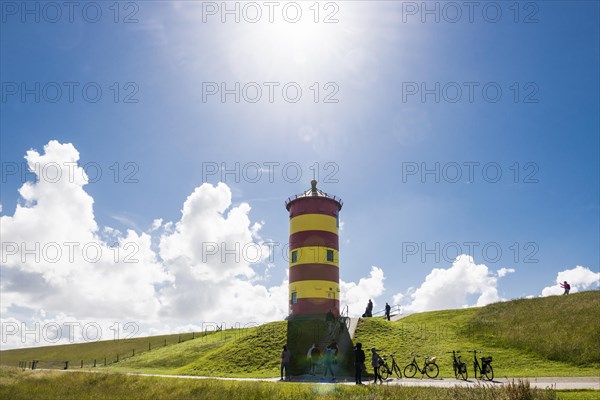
[385,303,391,321]
[353,342,366,385]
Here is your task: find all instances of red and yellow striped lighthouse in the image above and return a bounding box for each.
[286,180,343,317]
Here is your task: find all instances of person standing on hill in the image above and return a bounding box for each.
[366,299,373,317]
[385,302,391,321]
[560,281,571,295]
[280,345,291,381]
[354,342,366,385]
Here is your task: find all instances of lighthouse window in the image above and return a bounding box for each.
[291,251,298,263]
[326,250,334,262]
[291,292,297,304]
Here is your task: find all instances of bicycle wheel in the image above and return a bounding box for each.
[392,364,402,378]
[458,363,468,381]
[425,363,439,378]
[453,364,459,379]
[483,364,494,381]
[380,365,390,380]
[404,364,417,378]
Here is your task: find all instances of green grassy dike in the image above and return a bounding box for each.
[2,367,586,400]
[352,291,600,377]
[1,292,598,379]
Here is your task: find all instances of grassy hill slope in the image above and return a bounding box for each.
[0,331,203,368]
[353,291,599,377]
[2,292,598,378]
[466,291,600,365]
[110,321,287,377]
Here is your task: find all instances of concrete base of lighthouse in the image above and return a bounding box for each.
[286,314,354,377]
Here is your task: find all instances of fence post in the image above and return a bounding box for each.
[164,339,167,346]
[64,361,69,370]
[132,349,135,356]
[81,360,83,368]
[148,342,151,351]
[117,354,119,362]
[94,359,96,367]
[178,335,181,343]
[104,357,106,366]
[193,332,195,339]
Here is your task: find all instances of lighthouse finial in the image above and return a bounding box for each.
[310,180,318,194]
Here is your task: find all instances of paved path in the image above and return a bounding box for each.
[38,369,599,390]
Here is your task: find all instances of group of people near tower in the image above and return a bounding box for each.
[280,341,393,385]
[279,340,339,381]
[280,340,383,385]
[307,340,339,380]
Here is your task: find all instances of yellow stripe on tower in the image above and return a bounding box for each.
[290,214,338,235]
[289,247,339,267]
[289,280,340,299]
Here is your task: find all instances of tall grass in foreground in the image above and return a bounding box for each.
[0,367,565,400]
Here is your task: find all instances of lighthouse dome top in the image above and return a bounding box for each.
[285,180,343,211]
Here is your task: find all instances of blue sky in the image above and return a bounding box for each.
[1,1,598,346]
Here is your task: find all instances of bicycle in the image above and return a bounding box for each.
[468,350,494,381]
[446,350,468,380]
[403,352,439,378]
[379,353,402,379]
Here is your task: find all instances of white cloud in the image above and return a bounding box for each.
[0,141,172,320]
[497,267,516,278]
[401,255,502,313]
[158,182,267,283]
[151,218,163,231]
[540,266,600,297]
[340,266,385,317]
[392,292,404,306]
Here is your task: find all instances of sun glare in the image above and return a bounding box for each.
[207,3,372,81]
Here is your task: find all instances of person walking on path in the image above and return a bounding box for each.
[385,302,391,321]
[560,281,571,295]
[280,345,291,381]
[371,347,384,384]
[322,345,336,381]
[307,344,320,375]
[354,342,366,385]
